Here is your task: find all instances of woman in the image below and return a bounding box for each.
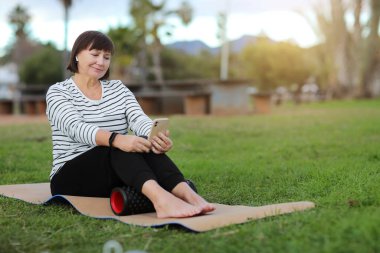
[46,30,214,218]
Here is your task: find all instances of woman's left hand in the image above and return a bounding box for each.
[151,130,173,154]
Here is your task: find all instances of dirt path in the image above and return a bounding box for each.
[0,115,48,126]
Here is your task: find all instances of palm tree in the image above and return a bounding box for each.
[129,0,193,84]
[107,26,140,80]
[8,4,30,38]
[7,4,37,65]
[130,0,155,85]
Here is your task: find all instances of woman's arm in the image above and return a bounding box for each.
[122,87,174,153]
[123,88,153,137]
[47,84,152,152]
[96,129,151,153]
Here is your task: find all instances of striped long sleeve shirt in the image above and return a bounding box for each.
[46,78,153,180]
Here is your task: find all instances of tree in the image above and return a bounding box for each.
[306,0,380,98]
[19,43,63,85]
[8,4,30,38]
[161,48,218,80]
[307,44,335,93]
[129,0,193,84]
[6,4,39,65]
[362,0,380,97]
[107,26,141,81]
[239,37,312,93]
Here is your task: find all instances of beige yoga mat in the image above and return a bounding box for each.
[0,183,315,232]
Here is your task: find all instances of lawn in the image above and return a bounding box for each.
[0,99,379,253]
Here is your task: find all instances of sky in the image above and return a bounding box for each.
[0,0,326,56]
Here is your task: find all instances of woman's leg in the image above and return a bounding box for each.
[141,152,215,213]
[51,147,164,197]
[111,149,202,218]
[52,147,206,217]
[50,146,123,197]
[141,152,186,191]
[109,148,159,192]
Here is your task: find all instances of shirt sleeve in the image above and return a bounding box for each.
[123,87,153,137]
[46,85,99,145]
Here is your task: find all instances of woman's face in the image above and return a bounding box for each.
[76,48,111,79]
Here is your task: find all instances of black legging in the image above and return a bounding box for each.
[50,146,185,197]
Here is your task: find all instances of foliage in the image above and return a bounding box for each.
[307,44,335,91]
[129,0,193,83]
[0,99,380,253]
[239,37,312,92]
[108,27,140,56]
[8,4,31,38]
[5,4,40,66]
[161,48,219,80]
[18,43,63,85]
[107,26,141,80]
[129,0,192,45]
[107,0,194,83]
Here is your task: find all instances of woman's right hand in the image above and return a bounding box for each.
[113,134,152,153]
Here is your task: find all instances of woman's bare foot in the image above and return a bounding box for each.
[153,191,202,218]
[142,180,201,218]
[172,182,216,214]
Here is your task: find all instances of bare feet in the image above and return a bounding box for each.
[142,180,202,218]
[153,191,202,218]
[172,182,216,214]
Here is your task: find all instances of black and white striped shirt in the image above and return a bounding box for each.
[46,78,153,180]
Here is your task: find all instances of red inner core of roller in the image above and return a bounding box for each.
[110,191,124,214]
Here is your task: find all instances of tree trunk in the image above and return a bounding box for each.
[63,5,70,79]
[331,0,352,97]
[362,0,380,97]
[352,0,364,97]
[151,40,164,84]
[138,40,149,87]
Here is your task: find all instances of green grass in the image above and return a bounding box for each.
[1,99,379,253]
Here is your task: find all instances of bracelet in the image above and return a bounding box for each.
[109,132,118,147]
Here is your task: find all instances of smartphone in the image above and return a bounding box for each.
[148,118,169,141]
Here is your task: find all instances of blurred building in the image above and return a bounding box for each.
[0,63,19,99]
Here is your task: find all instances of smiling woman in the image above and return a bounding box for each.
[67,31,114,80]
[44,30,215,219]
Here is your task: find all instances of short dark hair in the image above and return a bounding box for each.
[66,30,115,80]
